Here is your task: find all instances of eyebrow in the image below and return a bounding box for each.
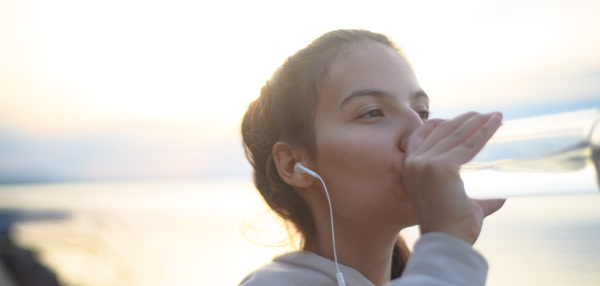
[339,89,429,107]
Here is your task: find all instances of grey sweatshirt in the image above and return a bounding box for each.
[240,232,488,286]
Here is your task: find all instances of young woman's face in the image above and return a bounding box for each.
[313,42,429,229]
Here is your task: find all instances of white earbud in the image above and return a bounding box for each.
[294,162,320,178]
[292,162,345,286]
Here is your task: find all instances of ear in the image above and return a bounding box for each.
[272,142,314,188]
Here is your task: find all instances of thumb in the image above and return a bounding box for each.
[472,198,506,218]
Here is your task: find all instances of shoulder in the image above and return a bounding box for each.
[239,251,336,286]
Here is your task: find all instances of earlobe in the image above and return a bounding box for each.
[272,142,313,188]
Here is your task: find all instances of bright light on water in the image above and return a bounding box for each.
[0,179,292,285]
[0,179,599,285]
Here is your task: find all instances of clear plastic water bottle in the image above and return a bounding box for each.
[462,109,600,199]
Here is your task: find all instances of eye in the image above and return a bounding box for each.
[417,110,429,121]
[359,108,385,119]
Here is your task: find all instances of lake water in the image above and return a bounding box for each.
[0,179,599,285]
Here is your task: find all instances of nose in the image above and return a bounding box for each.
[399,110,425,152]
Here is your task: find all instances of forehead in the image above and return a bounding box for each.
[319,42,419,107]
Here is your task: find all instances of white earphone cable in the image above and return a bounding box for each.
[314,173,345,286]
[294,163,345,286]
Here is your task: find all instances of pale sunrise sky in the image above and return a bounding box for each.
[1,0,599,182]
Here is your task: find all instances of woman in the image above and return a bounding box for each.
[240,29,504,286]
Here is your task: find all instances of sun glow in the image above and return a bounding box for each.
[2,0,599,135]
[1,0,599,182]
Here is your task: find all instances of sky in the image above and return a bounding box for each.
[1,0,599,183]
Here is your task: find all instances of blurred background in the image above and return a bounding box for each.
[0,0,599,285]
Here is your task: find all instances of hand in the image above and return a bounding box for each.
[402,112,505,244]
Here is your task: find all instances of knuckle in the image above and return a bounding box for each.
[480,121,498,135]
[404,156,426,172]
[464,111,479,117]
[438,120,453,129]
[462,138,478,149]
[405,155,443,173]
[457,111,479,121]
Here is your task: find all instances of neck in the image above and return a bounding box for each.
[304,215,404,286]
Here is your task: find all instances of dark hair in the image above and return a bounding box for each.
[241,29,410,278]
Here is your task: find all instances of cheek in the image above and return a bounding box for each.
[318,134,394,174]
[315,131,407,208]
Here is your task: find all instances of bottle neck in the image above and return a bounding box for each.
[591,115,600,188]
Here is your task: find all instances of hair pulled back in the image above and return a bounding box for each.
[241,29,409,278]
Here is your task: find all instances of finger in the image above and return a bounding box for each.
[425,112,500,159]
[405,118,444,154]
[412,112,480,155]
[439,112,502,164]
[472,198,506,217]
